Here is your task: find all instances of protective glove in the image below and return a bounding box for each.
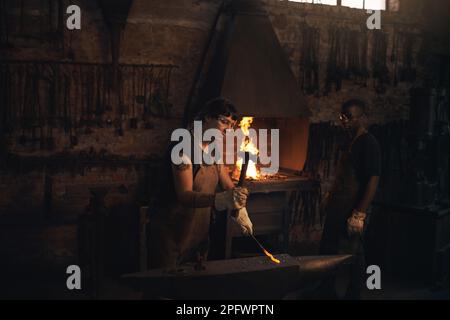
[231,207,253,236]
[347,210,367,237]
[214,187,249,211]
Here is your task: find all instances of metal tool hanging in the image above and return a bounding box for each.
[1,60,177,150]
[399,33,417,83]
[0,0,10,45]
[129,66,138,129]
[372,30,390,94]
[298,23,320,95]
[325,26,343,94]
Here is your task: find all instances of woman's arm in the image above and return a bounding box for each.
[218,164,235,190]
[171,163,215,208]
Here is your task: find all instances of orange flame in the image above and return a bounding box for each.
[263,249,281,264]
[239,117,253,136]
[236,117,260,180]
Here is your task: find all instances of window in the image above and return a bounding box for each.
[342,0,386,10]
[341,0,364,9]
[288,0,389,10]
[289,1,338,5]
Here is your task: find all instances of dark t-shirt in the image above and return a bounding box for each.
[350,132,381,200]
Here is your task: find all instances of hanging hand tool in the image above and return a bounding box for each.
[372,31,390,94]
[95,65,104,127]
[142,67,149,120]
[129,66,138,129]
[164,67,173,118]
[104,65,113,112]
[115,68,125,136]
[19,65,31,146]
[70,65,78,147]
[24,65,36,148]
[0,1,10,45]
[148,68,167,119]
[142,66,155,129]
[78,65,85,128]
[299,23,320,95]
[84,67,93,134]
[360,30,369,86]
[401,33,417,82]
[325,26,342,94]
[19,0,24,34]
[15,65,23,140]
[391,28,399,86]
[100,65,107,114]
[46,64,57,150]
[63,72,71,134]
[0,64,11,135]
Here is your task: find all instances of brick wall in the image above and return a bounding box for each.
[265,0,425,124]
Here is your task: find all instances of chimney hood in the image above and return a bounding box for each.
[197,0,310,118]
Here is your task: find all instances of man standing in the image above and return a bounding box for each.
[319,99,381,299]
[149,97,253,269]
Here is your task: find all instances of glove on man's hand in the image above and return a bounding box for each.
[347,210,367,236]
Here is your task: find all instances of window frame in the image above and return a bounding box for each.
[286,0,390,11]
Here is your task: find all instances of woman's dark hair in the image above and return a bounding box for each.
[195,97,238,121]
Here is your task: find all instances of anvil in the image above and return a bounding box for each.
[122,254,353,299]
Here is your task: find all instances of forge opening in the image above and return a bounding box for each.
[225,117,310,180]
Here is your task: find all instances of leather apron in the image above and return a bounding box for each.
[149,163,219,269]
[319,146,361,255]
[319,143,369,298]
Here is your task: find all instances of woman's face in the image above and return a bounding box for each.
[204,115,236,136]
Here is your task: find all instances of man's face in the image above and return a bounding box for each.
[339,106,363,133]
[204,114,236,136]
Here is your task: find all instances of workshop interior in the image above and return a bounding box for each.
[0,0,449,300]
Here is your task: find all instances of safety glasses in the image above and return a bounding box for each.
[339,113,352,122]
[217,115,237,129]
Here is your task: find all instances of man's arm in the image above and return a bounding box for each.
[357,135,381,213]
[355,176,379,213]
[347,135,381,236]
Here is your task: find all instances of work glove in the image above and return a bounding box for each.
[347,210,367,237]
[214,187,249,211]
[231,207,253,236]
